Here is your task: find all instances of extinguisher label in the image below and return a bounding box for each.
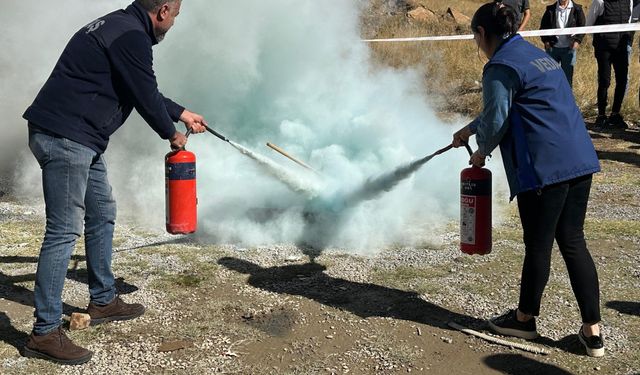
[166,162,196,180]
[461,195,476,245]
[461,180,491,196]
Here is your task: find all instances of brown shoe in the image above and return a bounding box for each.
[87,295,145,326]
[23,326,92,365]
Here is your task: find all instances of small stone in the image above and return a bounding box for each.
[594,367,601,371]
[69,312,91,331]
[326,335,334,339]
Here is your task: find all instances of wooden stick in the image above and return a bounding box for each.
[266,142,317,173]
[447,321,550,355]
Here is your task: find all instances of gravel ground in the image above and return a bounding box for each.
[1,132,639,374]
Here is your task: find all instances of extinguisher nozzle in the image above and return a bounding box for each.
[204,125,230,143]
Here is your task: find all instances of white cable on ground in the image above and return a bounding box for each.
[363,23,640,42]
[448,321,550,355]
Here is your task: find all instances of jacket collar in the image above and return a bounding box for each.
[493,34,522,57]
[125,2,159,45]
[557,0,574,10]
[551,0,575,12]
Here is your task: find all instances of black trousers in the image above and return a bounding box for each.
[516,175,601,324]
[595,47,630,116]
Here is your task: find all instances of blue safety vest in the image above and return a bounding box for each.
[485,35,600,198]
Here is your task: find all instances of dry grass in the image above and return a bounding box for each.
[365,0,640,121]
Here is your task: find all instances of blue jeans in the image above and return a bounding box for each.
[28,128,117,335]
[546,47,577,87]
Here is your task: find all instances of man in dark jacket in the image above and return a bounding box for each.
[22,0,206,365]
[540,0,586,87]
[586,0,634,129]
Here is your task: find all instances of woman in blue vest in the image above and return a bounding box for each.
[452,2,604,357]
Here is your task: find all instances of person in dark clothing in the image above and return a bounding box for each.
[453,2,604,358]
[586,0,635,129]
[495,0,531,30]
[540,0,586,86]
[22,0,207,365]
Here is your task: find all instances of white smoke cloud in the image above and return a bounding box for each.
[0,2,119,174]
[3,0,507,253]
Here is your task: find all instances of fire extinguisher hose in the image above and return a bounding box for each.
[462,141,473,157]
[204,125,230,142]
[421,140,473,164]
[184,125,231,143]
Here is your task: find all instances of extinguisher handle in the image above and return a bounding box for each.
[462,141,473,157]
[175,128,193,152]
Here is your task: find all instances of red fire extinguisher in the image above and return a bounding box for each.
[165,130,197,234]
[460,143,492,255]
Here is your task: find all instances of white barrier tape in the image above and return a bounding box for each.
[363,23,640,42]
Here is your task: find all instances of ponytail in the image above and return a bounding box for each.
[471,2,518,39]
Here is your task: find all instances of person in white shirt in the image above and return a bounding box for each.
[586,0,635,129]
[540,0,586,87]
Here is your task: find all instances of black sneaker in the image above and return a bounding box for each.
[594,115,608,129]
[607,113,628,129]
[488,309,539,340]
[578,328,605,357]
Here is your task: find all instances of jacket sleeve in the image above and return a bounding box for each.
[572,6,587,44]
[539,9,554,44]
[634,1,640,22]
[107,30,177,140]
[162,95,185,123]
[469,64,520,157]
[585,0,604,26]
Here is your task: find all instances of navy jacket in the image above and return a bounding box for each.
[540,2,586,45]
[24,2,184,153]
[593,0,634,50]
[485,35,600,198]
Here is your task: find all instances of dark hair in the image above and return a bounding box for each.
[135,0,180,12]
[471,2,518,38]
